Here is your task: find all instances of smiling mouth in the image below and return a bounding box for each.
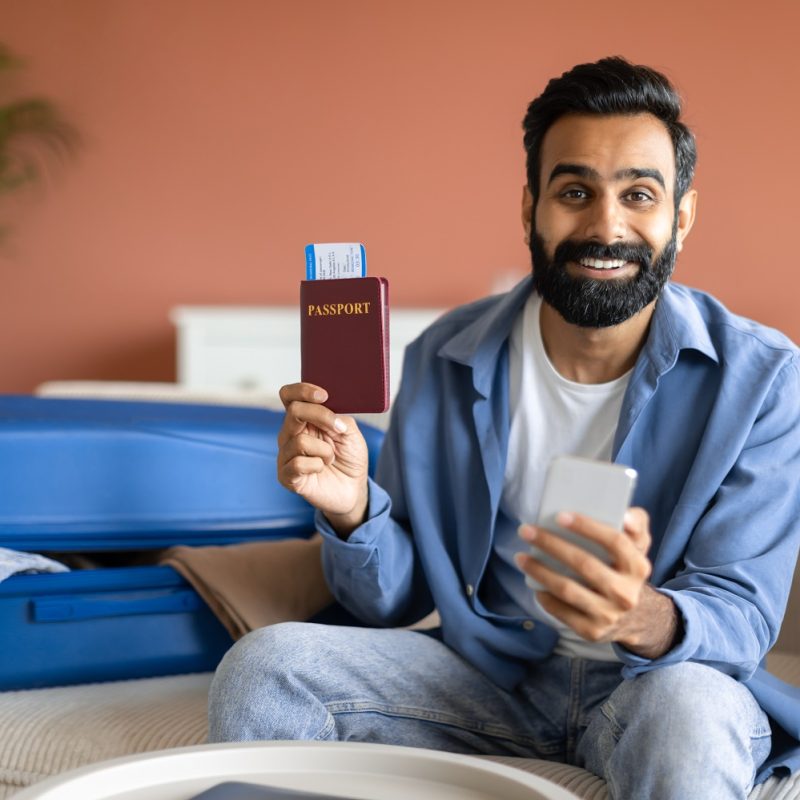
[578,257,628,271]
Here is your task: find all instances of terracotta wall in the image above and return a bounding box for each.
[1,0,798,392]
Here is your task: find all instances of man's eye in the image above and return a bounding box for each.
[626,191,654,202]
[561,189,589,200]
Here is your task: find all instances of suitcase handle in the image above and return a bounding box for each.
[32,589,205,622]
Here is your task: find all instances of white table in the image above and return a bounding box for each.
[13,741,579,800]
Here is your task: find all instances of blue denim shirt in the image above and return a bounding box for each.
[318,276,800,780]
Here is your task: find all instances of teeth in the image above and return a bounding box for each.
[579,258,626,270]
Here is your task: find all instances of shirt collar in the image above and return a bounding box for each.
[438,277,719,397]
[645,283,720,372]
[438,276,532,398]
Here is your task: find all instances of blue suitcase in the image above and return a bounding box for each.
[0,397,384,689]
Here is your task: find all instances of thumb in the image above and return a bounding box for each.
[623,507,651,554]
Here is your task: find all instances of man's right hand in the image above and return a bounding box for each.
[277,382,369,538]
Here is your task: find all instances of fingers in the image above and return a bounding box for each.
[517,531,635,613]
[279,382,328,409]
[515,544,629,642]
[517,513,652,610]
[519,543,636,616]
[277,429,344,490]
[280,456,327,492]
[276,383,365,498]
[533,512,651,574]
[282,432,336,467]
[537,592,620,643]
[515,508,655,644]
[277,383,349,447]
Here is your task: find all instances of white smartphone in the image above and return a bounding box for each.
[525,455,638,590]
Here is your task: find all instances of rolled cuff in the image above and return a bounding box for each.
[315,477,392,566]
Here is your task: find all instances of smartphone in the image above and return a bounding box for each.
[525,455,637,590]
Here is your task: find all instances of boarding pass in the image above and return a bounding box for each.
[305,243,367,280]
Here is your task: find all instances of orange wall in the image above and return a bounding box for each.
[1,0,798,392]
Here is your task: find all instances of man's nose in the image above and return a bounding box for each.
[582,194,626,243]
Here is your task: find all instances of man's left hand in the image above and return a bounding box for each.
[515,508,680,659]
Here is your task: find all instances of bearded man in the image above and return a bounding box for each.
[209,57,800,800]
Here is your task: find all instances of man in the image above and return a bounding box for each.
[209,57,800,799]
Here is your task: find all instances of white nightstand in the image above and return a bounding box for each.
[169,306,445,401]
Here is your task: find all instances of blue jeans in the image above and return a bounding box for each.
[208,622,772,800]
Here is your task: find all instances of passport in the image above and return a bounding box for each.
[300,276,389,414]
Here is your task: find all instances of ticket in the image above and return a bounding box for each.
[305,243,367,280]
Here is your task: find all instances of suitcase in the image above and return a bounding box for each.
[0,397,384,689]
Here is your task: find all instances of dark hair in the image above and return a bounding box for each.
[522,56,696,204]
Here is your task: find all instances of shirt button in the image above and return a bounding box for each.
[522,620,535,631]
[465,584,474,597]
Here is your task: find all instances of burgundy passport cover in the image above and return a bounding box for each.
[300,277,390,414]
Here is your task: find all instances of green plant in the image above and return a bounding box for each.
[0,43,78,200]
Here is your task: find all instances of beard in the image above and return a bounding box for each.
[529,229,678,328]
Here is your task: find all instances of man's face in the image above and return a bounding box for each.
[523,113,696,328]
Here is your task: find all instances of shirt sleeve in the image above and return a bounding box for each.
[616,357,800,679]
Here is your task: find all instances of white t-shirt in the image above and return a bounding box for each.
[491,292,632,661]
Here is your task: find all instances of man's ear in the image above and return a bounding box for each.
[675,189,697,253]
[521,185,533,246]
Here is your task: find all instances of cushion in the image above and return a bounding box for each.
[1,666,799,799]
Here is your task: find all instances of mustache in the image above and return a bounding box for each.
[553,240,654,269]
